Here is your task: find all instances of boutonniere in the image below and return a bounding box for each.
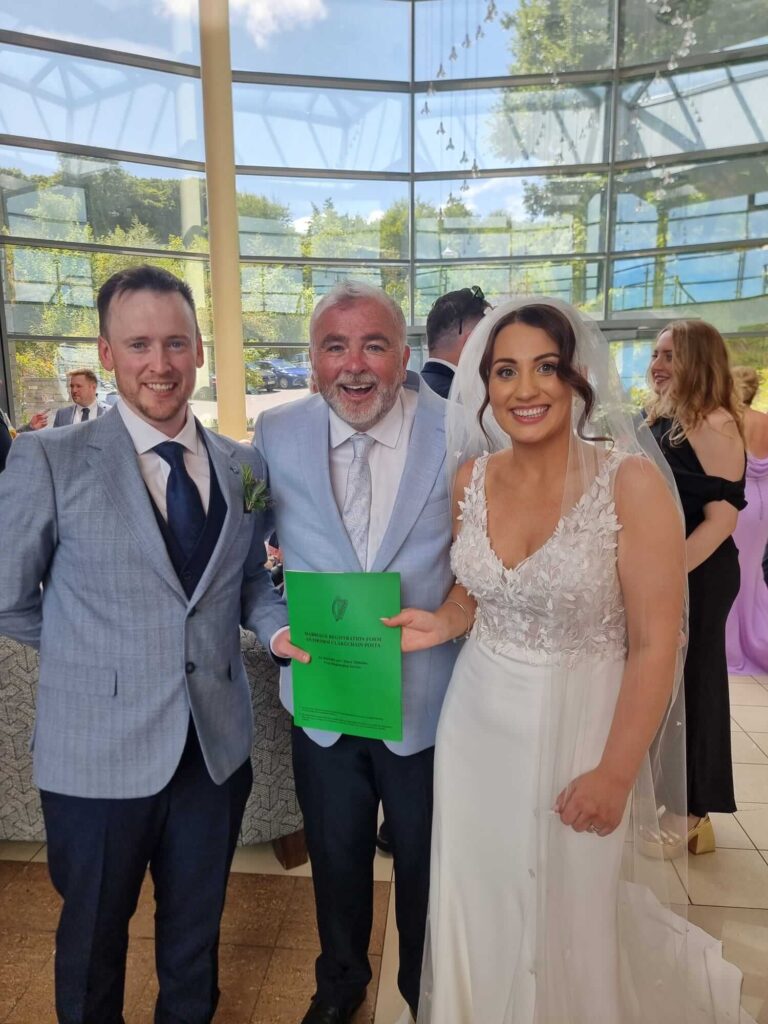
[240,463,270,513]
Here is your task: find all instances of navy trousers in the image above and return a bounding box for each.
[41,724,252,1024]
[291,727,434,1014]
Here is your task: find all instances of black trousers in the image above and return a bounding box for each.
[686,540,740,816]
[41,724,252,1024]
[291,727,434,1014]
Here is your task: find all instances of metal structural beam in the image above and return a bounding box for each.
[0,6,767,422]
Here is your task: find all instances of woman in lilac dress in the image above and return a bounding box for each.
[726,367,768,674]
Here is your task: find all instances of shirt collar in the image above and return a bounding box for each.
[117,398,200,456]
[328,389,406,451]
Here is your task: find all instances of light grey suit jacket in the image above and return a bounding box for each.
[0,408,287,799]
[253,382,459,756]
[53,401,109,427]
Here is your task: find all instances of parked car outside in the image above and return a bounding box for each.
[245,361,276,394]
[255,358,309,390]
[97,380,119,407]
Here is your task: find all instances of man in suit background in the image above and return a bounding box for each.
[0,265,300,1024]
[254,281,470,1024]
[0,409,11,472]
[420,285,491,399]
[52,367,109,426]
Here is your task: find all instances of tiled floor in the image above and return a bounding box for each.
[0,845,393,1024]
[2,673,768,1023]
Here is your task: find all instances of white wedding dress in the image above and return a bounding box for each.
[418,452,754,1024]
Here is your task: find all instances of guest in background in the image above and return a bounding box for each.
[421,285,490,398]
[726,366,768,674]
[647,320,746,853]
[52,368,109,426]
[16,410,51,432]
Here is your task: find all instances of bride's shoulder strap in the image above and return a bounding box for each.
[454,452,490,524]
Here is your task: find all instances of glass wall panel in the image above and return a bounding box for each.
[415,83,608,173]
[0,145,207,251]
[229,0,409,81]
[232,84,409,172]
[0,44,203,161]
[414,258,604,319]
[239,262,409,346]
[609,246,768,333]
[416,173,606,259]
[8,339,107,425]
[620,0,768,67]
[1,245,210,337]
[617,61,768,162]
[10,337,218,428]
[0,0,199,63]
[415,0,615,81]
[236,176,408,259]
[614,156,768,252]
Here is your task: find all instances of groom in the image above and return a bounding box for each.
[0,265,297,1024]
[254,281,459,1023]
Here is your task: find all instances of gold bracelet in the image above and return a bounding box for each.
[445,599,472,640]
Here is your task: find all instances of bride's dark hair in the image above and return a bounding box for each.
[477,303,600,441]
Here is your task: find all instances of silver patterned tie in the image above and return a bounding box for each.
[342,433,375,568]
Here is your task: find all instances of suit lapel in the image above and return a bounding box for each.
[187,427,244,605]
[86,410,187,601]
[371,388,446,572]
[299,399,361,570]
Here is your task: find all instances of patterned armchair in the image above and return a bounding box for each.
[0,633,304,849]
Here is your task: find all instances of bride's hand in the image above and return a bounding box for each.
[554,767,632,836]
[381,608,453,652]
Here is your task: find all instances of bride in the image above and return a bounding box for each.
[385,297,755,1023]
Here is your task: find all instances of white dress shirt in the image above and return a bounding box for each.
[73,401,99,424]
[119,399,285,655]
[117,400,210,519]
[328,388,418,569]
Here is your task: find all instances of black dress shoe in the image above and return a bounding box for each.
[375,819,392,854]
[300,993,365,1023]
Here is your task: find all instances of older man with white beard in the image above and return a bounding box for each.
[253,282,464,1024]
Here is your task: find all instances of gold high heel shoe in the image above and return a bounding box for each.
[687,814,715,855]
[639,809,716,859]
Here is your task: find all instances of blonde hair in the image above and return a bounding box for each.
[732,365,760,407]
[646,320,743,444]
[67,367,98,385]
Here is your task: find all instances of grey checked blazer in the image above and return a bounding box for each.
[53,401,110,427]
[0,407,287,799]
[253,381,459,756]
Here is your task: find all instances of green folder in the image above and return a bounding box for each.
[285,570,402,741]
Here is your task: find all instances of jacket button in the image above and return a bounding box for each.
[188,607,196,618]
[185,661,196,674]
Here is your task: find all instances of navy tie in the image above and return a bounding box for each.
[80,407,90,422]
[154,441,206,562]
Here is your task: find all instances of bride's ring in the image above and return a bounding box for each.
[589,824,600,834]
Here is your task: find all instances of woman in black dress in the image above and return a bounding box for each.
[647,320,746,854]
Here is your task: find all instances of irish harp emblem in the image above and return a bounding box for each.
[332,596,348,622]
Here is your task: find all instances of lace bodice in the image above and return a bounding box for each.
[451,453,627,666]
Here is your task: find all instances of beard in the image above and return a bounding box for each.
[113,370,190,426]
[318,372,402,431]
